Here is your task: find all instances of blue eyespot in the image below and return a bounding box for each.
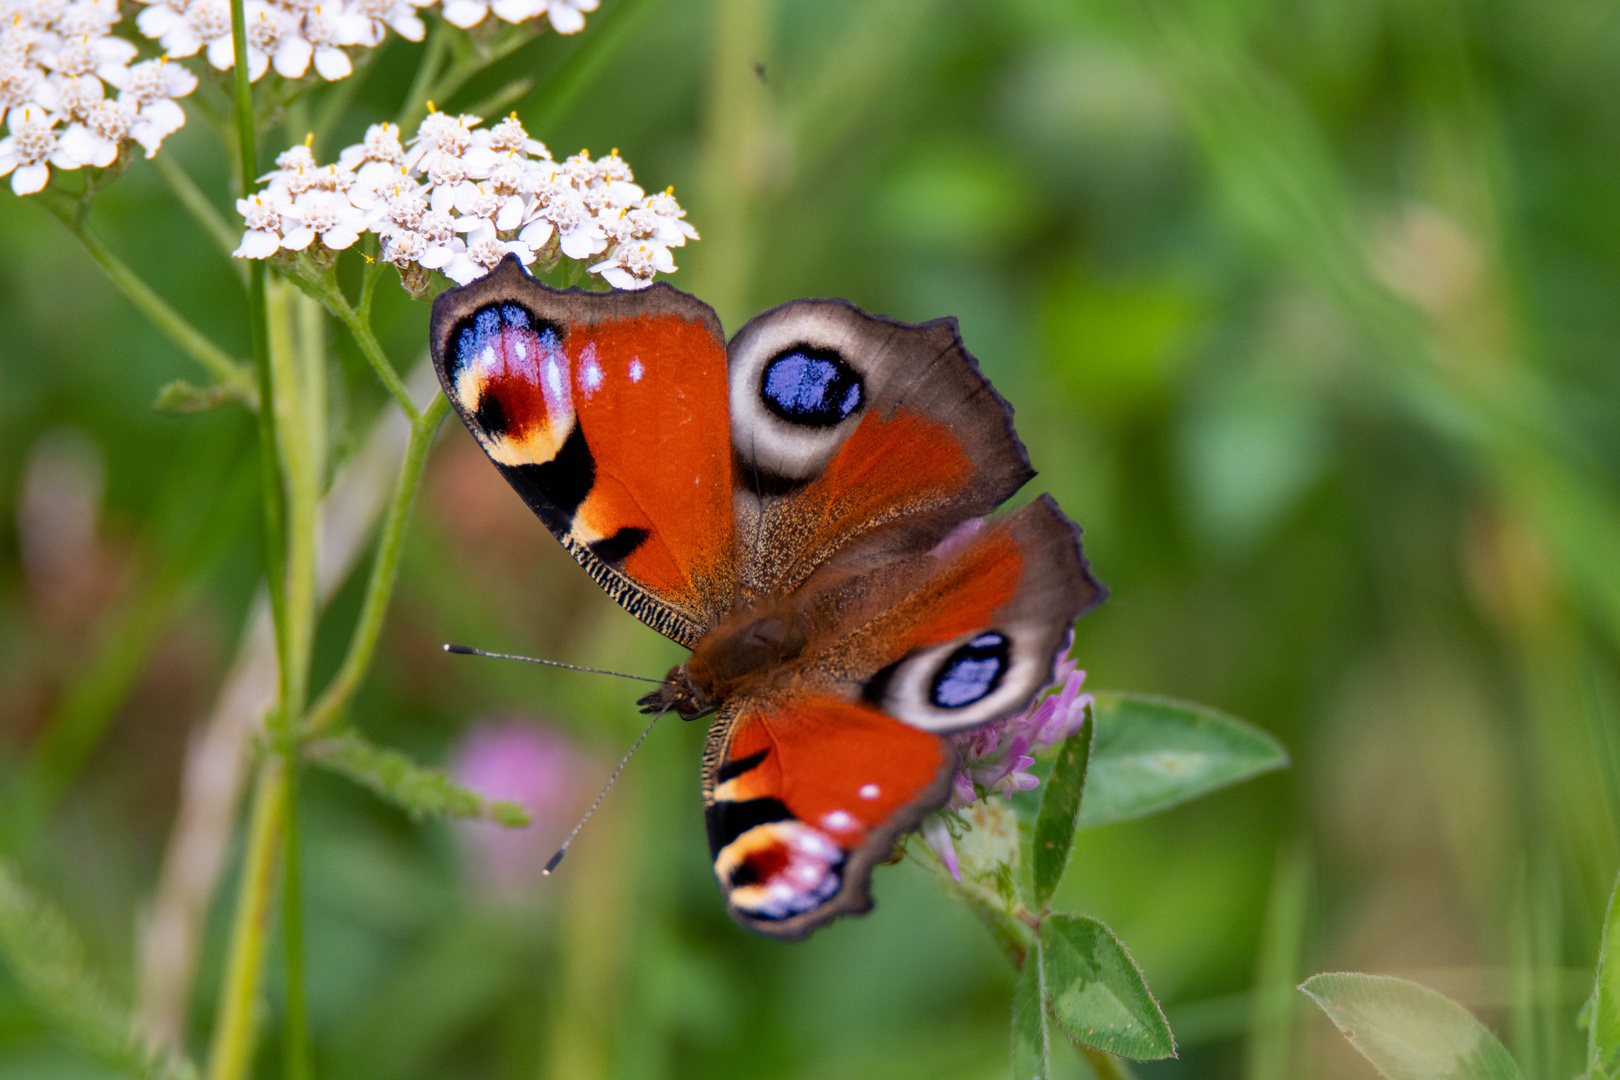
[454,303,541,380]
[761,348,863,427]
[930,632,1009,709]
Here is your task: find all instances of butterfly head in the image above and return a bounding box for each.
[637,665,715,721]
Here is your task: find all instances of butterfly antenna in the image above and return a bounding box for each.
[543,704,670,875]
[442,643,662,685]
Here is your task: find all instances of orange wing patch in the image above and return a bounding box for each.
[704,698,949,931]
[745,409,975,595]
[564,315,736,614]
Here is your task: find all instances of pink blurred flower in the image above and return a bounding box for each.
[450,719,583,896]
[923,647,1093,880]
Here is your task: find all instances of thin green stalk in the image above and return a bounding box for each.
[288,258,419,421]
[303,392,450,736]
[1080,1048,1138,1079]
[152,152,247,276]
[58,218,255,395]
[397,18,449,132]
[206,759,286,1080]
[426,25,537,111]
[268,277,320,1080]
[357,250,386,323]
[213,6,292,1080]
[280,766,309,1080]
[266,278,318,722]
[522,0,661,133]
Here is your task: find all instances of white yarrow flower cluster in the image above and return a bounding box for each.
[132,0,597,84]
[0,0,196,193]
[234,111,699,292]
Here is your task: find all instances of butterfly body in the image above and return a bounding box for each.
[432,257,1103,939]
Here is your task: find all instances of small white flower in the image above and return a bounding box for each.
[297,2,367,80]
[48,72,102,119]
[349,0,425,43]
[482,114,546,157]
[543,184,606,259]
[233,191,283,257]
[544,0,596,34]
[134,0,191,47]
[589,239,674,290]
[38,30,136,83]
[109,57,195,156]
[337,120,404,185]
[57,95,129,166]
[440,219,533,284]
[403,109,478,173]
[280,187,366,250]
[165,0,232,62]
[488,0,544,23]
[379,226,425,265]
[54,0,122,39]
[0,103,73,193]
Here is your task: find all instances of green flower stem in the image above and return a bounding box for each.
[280,767,309,1080]
[151,152,246,275]
[522,0,660,134]
[205,758,286,1080]
[357,251,386,323]
[398,18,449,132]
[908,845,1034,967]
[425,26,537,114]
[267,278,321,1080]
[303,391,450,737]
[910,843,1140,1079]
[289,258,420,421]
[1080,1048,1138,1079]
[55,216,255,397]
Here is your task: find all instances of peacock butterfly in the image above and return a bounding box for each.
[430,256,1104,939]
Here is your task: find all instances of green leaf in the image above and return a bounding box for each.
[1299,973,1522,1080]
[1588,872,1620,1075]
[1012,941,1051,1080]
[1080,692,1288,827]
[308,732,531,826]
[0,861,198,1080]
[1031,704,1093,909]
[1040,913,1175,1060]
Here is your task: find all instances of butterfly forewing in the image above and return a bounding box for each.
[430,257,738,647]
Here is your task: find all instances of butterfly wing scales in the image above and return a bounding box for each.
[701,495,1101,937]
[430,257,737,647]
[728,299,1035,598]
[701,695,953,939]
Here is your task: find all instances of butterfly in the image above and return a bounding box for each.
[430,256,1104,939]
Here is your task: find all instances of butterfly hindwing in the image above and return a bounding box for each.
[430,257,738,646]
[701,695,953,939]
[698,495,1101,937]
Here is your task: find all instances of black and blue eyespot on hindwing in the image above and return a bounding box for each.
[930,631,1010,708]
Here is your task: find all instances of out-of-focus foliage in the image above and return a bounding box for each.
[1,0,1618,1074]
[1302,973,1523,1080]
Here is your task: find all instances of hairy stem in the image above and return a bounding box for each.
[289,258,420,421]
[397,18,449,132]
[205,759,285,1080]
[151,152,247,275]
[303,392,449,736]
[212,5,292,1077]
[280,767,309,1080]
[57,217,254,396]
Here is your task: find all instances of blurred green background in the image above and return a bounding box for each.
[2,0,1619,1076]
